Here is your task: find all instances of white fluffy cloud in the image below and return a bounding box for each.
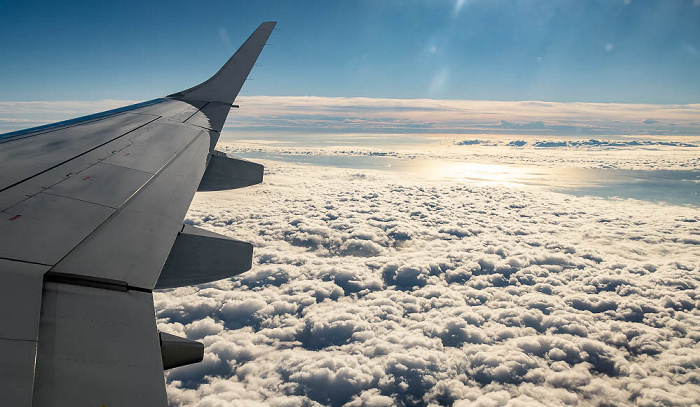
[155,158,700,406]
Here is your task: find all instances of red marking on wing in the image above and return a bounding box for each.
[124,153,130,156]
[9,215,21,221]
[82,176,91,181]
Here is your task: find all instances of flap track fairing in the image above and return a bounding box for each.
[155,225,253,289]
[159,332,204,370]
[197,150,264,191]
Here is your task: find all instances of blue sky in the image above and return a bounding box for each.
[0,0,699,103]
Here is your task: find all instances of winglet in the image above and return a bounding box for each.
[168,21,276,105]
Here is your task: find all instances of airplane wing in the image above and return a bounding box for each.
[0,21,276,407]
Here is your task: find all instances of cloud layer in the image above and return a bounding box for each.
[221,96,700,138]
[2,97,700,139]
[222,141,700,173]
[154,159,700,406]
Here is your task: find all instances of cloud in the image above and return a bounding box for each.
[218,27,233,51]
[224,137,699,172]
[498,120,547,130]
[453,0,469,18]
[3,97,700,138]
[429,69,450,96]
[480,138,698,148]
[222,96,700,137]
[155,158,700,406]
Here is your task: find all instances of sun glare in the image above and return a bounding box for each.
[429,161,537,186]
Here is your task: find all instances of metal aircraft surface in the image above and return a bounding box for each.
[0,21,276,406]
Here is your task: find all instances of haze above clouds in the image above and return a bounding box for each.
[2,97,700,139]
[221,97,700,138]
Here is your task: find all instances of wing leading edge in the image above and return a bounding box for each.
[0,21,276,407]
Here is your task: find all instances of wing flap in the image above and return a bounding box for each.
[0,259,50,341]
[0,339,38,407]
[32,283,167,407]
[0,259,50,407]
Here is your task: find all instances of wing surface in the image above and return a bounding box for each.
[0,21,276,406]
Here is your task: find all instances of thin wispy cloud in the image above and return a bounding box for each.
[218,27,233,52]
[452,0,469,18]
[429,69,450,96]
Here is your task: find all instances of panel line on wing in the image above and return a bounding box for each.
[185,123,220,133]
[41,192,120,210]
[0,116,162,194]
[181,102,210,123]
[0,256,52,267]
[169,99,239,108]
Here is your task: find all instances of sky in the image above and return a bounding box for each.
[1,0,699,103]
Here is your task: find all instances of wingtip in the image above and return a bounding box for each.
[169,21,277,105]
